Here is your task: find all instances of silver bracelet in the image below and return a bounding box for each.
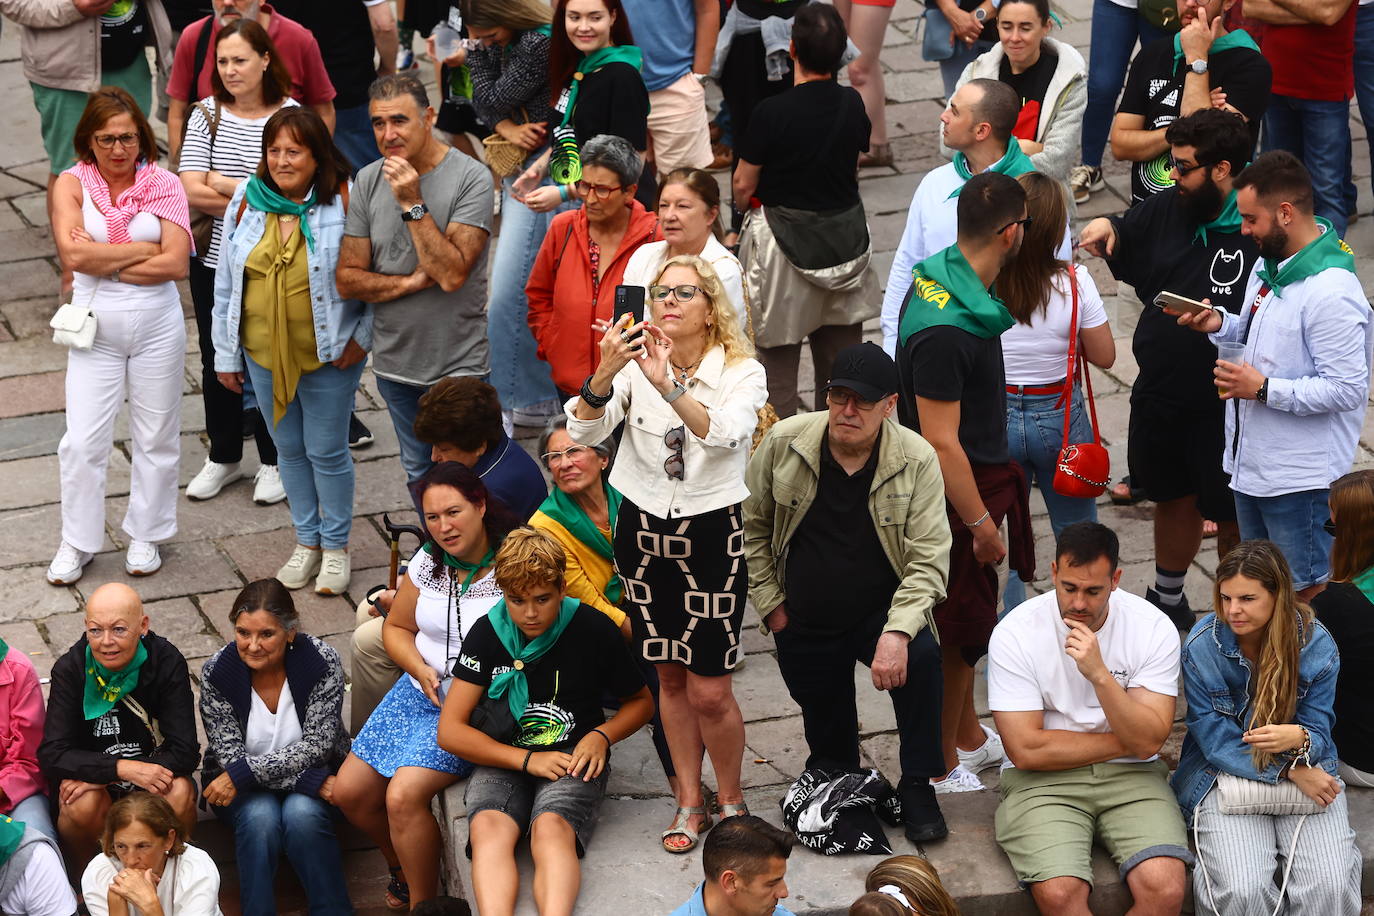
[964,510,990,529]
[663,379,688,403]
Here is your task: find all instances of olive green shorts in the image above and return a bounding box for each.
[995,760,1193,886]
[31,55,153,174]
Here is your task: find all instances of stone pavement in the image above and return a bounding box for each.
[2,0,1373,912]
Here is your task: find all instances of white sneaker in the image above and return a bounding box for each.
[315,548,351,595]
[124,540,162,576]
[47,542,93,585]
[186,458,243,500]
[931,763,985,794]
[252,465,287,505]
[396,47,416,71]
[277,545,322,590]
[1069,164,1104,204]
[957,724,1006,774]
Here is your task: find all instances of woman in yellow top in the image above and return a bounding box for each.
[530,415,678,792]
[212,107,373,597]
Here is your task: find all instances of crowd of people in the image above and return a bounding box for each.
[2,0,1373,912]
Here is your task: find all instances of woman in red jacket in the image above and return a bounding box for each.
[526,134,660,397]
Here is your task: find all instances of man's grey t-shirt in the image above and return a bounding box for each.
[344,148,493,386]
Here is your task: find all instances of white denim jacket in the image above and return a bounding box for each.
[565,345,768,519]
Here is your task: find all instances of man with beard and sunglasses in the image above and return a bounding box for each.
[1079,109,1255,631]
[1175,151,1373,599]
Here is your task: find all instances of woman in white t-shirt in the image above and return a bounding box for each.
[179,19,301,507]
[82,793,222,916]
[999,172,1115,610]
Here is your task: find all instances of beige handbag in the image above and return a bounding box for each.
[482,110,532,178]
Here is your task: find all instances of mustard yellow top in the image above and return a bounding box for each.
[241,217,321,424]
[528,509,627,628]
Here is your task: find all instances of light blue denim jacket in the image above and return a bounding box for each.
[1170,612,1340,825]
[211,181,372,373]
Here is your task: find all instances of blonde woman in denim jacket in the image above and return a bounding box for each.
[1171,540,1361,915]
[212,108,373,596]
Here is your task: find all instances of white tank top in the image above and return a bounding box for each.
[72,183,181,312]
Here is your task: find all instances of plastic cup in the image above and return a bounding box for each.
[431,23,461,62]
[1217,342,1246,396]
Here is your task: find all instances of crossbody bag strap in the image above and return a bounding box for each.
[1060,263,1103,448]
[120,693,164,748]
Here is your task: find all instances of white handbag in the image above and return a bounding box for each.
[50,292,98,351]
[1215,771,1323,816]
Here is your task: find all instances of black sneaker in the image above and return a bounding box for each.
[901,782,949,843]
[349,414,374,449]
[904,814,949,844]
[1147,587,1196,632]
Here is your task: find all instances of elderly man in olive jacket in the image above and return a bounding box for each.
[743,341,952,843]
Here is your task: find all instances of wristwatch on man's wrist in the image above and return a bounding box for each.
[1188,58,1208,75]
[401,202,429,222]
[1256,378,1269,404]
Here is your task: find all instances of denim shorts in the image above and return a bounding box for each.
[464,759,610,857]
[1231,488,1333,589]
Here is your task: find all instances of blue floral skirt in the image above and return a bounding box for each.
[352,678,474,778]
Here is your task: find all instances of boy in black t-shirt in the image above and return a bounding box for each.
[439,529,652,912]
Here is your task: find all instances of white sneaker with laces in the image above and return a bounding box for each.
[315,548,351,595]
[957,723,1006,773]
[931,763,985,794]
[253,465,287,505]
[1069,164,1103,204]
[125,540,162,576]
[47,542,93,585]
[186,458,243,500]
[277,545,322,590]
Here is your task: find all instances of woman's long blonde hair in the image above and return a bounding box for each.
[1212,540,1313,770]
[864,856,960,916]
[655,255,754,365]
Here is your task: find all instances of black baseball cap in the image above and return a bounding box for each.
[824,342,898,403]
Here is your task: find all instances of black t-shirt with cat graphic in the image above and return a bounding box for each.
[1107,186,1259,409]
[454,603,644,752]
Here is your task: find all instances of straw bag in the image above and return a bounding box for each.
[1051,264,1110,498]
[482,110,531,178]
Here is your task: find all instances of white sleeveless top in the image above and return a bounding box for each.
[72,184,181,312]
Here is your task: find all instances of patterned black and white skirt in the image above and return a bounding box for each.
[612,498,747,677]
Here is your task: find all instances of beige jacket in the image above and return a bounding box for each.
[743,411,951,640]
[3,0,173,92]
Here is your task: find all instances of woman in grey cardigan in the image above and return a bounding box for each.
[199,578,353,916]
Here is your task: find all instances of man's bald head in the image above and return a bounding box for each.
[85,584,149,670]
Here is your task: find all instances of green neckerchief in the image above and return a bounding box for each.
[83,641,147,721]
[0,815,23,866]
[1256,218,1356,298]
[559,44,643,128]
[530,23,552,37]
[538,483,624,604]
[899,243,1014,346]
[423,541,496,597]
[1193,188,1242,246]
[486,597,579,721]
[947,142,1037,198]
[0,637,8,666]
[1172,28,1260,71]
[1352,566,1374,606]
[244,175,317,253]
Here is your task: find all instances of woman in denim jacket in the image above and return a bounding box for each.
[213,108,373,596]
[1171,540,1361,915]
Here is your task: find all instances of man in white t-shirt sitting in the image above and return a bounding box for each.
[988,522,1190,915]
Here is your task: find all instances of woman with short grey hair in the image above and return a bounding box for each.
[198,577,353,915]
[526,134,662,398]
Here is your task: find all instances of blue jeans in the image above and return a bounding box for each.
[244,356,365,549]
[1003,388,1099,610]
[1348,3,1374,211]
[333,103,382,176]
[222,790,353,916]
[9,792,56,841]
[939,38,996,99]
[1232,488,1333,590]
[376,375,437,484]
[487,168,560,412]
[1263,95,1352,237]
[1082,0,1171,168]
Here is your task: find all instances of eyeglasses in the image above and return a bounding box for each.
[997,216,1033,234]
[86,626,134,641]
[93,133,140,150]
[1323,517,1338,537]
[664,426,685,480]
[575,180,623,200]
[650,284,703,303]
[826,389,881,411]
[541,444,594,467]
[1170,157,1207,177]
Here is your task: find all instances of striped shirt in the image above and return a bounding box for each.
[178,96,301,267]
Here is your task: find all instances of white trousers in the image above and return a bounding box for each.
[59,305,186,553]
[1192,782,1363,916]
